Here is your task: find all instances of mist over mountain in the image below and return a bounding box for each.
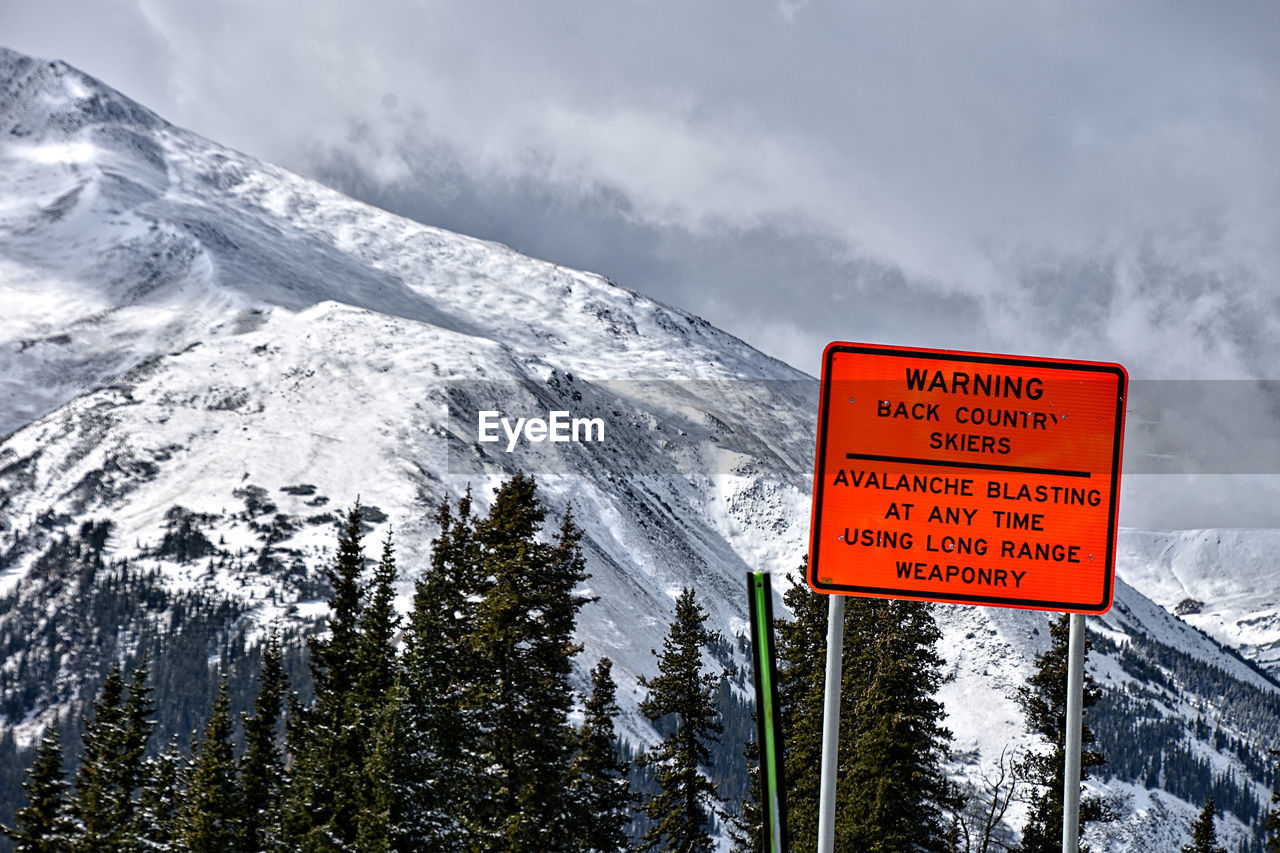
[1,47,1278,851]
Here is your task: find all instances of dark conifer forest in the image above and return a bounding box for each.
[4,476,1280,852]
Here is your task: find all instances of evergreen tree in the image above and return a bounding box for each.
[357,532,400,713]
[1265,753,1280,853]
[401,491,483,851]
[468,475,590,853]
[637,587,725,853]
[138,736,185,853]
[569,657,631,853]
[280,510,410,851]
[1018,614,1106,853]
[836,598,957,851]
[774,565,828,852]
[1182,795,1226,853]
[773,567,957,852]
[284,504,368,849]
[357,679,411,853]
[178,680,241,852]
[240,633,286,853]
[3,728,74,852]
[71,663,155,852]
[353,532,405,853]
[315,502,368,700]
[726,736,761,853]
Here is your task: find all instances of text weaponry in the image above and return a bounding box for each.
[808,342,1126,614]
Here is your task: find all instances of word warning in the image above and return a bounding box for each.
[808,342,1127,613]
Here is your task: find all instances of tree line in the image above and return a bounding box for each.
[4,474,633,852]
[744,569,1280,853]
[7,472,1280,852]
[736,565,1096,853]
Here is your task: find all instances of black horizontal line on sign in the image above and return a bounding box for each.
[844,453,1092,479]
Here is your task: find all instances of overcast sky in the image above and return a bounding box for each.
[6,0,1280,525]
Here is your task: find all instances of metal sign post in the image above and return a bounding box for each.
[1062,612,1086,852]
[815,593,844,853]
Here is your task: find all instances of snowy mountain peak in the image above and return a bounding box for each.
[0,45,167,139]
[0,45,804,438]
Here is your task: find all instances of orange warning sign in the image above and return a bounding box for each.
[808,342,1127,614]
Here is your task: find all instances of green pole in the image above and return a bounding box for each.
[748,571,788,853]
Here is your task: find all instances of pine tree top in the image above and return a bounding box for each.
[1182,795,1226,853]
[4,727,73,849]
[477,471,546,547]
[637,587,725,853]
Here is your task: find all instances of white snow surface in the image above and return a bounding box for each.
[2,47,1278,851]
[1118,528,1280,675]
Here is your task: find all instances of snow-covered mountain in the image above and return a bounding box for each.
[1119,529,1280,674]
[1,46,1277,851]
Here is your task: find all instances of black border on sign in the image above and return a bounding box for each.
[808,343,1127,614]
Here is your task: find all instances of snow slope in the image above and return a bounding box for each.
[1119,529,1280,674]
[0,44,817,751]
